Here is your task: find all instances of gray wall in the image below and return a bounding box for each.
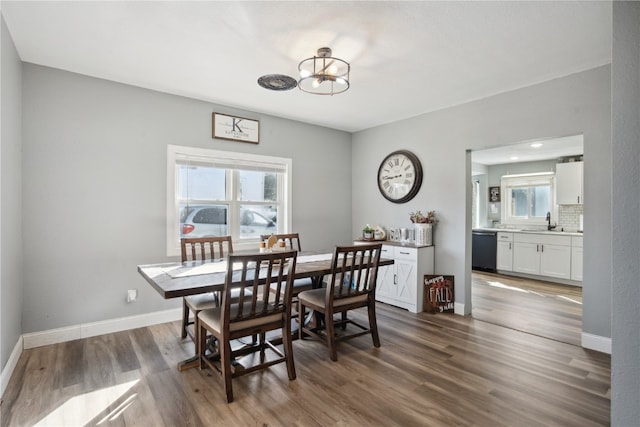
[0,15,23,373]
[20,64,352,333]
[611,2,640,423]
[352,66,612,342]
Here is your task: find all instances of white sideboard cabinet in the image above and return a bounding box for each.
[371,244,435,313]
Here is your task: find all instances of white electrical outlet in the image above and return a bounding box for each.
[127,289,138,303]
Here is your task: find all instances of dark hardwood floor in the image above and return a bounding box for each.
[1,298,608,426]
[472,271,583,346]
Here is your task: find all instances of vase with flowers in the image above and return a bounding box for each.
[409,210,437,245]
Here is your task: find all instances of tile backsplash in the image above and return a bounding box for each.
[558,204,583,230]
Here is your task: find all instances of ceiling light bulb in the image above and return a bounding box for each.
[336,77,347,85]
[327,64,338,75]
[311,78,320,88]
[300,69,311,78]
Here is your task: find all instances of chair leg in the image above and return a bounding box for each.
[193,311,201,352]
[198,323,207,369]
[368,302,381,347]
[181,298,190,339]
[325,310,338,361]
[220,339,234,403]
[298,300,305,340]
[283,315,296,380]
[341,312,348,330]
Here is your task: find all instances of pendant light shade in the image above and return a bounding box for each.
[298,47,350,95]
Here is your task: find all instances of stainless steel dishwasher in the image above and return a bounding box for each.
[472,229,497,271]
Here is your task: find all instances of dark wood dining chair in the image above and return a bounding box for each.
[260,233,313,294]
[261,232,314,329]
[260,233,302,251]
[180,236,233,343]
[197,250,298,403]
[298,243,382,361]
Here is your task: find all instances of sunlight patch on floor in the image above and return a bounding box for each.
[557,295,582,305]
[486,280,530,293]
[34,379,139,426]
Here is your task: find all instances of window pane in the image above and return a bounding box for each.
[238,205,277,239]
[179,204,228,237]
[238,170,277,202]
[511,188,529,217]
[178,165,226,201]
[531,185,550,217]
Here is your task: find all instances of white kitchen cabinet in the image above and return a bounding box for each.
[371,244,435,313]
[496,232,514,271]
[571,236,583,282]
[512,233,572,280]
[556,161,583,205]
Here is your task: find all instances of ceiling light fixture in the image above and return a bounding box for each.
[257,74,298,91]
[531,143,543,148]
[298,47,350,95]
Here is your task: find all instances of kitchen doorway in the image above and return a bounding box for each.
[470,135,584,346]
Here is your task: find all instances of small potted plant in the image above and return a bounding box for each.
[363,224,374,240]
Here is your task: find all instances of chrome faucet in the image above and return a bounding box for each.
[546,212,556,231]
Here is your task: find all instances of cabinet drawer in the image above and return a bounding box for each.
[571,236,583,248]
[513,233,571,246]
[393,247,417,261]
[380,245,394,258]
[497,232,513,242]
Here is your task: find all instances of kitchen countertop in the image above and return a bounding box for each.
[354,238,434,248]
[473,227,583,237]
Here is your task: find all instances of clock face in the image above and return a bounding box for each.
[377,150,423,203]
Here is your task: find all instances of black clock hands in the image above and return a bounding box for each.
[381,174,402,180]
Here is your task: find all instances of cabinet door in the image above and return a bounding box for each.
[496,241,513,271]
[395,258,417,305]
[513,242,540,274]
[539,244,571,279]
[556,162,583,205]
[571,246,584,282]
[375,263,395,300]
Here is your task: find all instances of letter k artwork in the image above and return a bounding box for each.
[232,118,243,133]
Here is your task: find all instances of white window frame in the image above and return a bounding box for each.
[166,145,292,256]
[501,172,555,227]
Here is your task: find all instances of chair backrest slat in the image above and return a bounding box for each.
[260,233,303,251]
[222,250,298,330]
[328,244,382,300]
[181,236,233,262]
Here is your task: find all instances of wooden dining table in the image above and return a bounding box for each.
[137,251,393,370]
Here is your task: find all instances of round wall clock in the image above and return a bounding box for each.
[377,150,423,203]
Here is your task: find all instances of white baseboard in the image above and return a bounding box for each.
[1,309,181,400]
[582,332,612,354]
[22,308,182,350]
[1,337,23,399]
[454,301,467,316]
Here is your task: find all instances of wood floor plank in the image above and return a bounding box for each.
[1,297,609,426]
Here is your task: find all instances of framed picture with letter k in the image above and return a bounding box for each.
[213,112,260,144]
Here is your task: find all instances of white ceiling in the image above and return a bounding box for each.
[1,1,611,133]
[472,134,584,166]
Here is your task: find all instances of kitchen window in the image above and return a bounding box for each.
[501,172,554,226]
[166,145,292,256]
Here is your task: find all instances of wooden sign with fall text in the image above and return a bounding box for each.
[424,275,455,313]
